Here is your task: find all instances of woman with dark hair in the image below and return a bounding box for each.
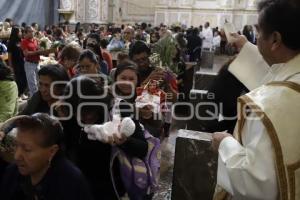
[60,76,147,200]
[54,28,66,43]
[84,33,109,75]
[7,26,27,98]
[0,61,18,122]
[113,61,141,109]
[77,49,109,88]
[78,49,101,75]
[0,113,93,200]
[150,31,160,44]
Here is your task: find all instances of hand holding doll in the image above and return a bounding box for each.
[84,115,136,145]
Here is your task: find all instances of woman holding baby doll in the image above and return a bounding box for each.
[57,75,148,200]
[108,61,160,200]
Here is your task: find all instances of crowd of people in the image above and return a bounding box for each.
[0,15,188,200]
[1,0,300,199]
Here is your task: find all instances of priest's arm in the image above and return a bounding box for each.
[215,113,278,200]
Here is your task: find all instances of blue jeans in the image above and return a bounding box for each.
[24,61,39,97]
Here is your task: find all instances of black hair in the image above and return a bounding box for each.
[84,33,104,61]
[114,61,140,83]
[15,113,64,148]
[257,0,300,50]
[38,64,70,82]
[150,32,160,43]
[114,61,140,100]
[21,22,27,28]
[192,28,199,35]
[79,49,99,65]
[141,22,147,30]
[24,26,33,34]
[62,76,111,123]
[38,64,70,96]
[129,41,151,59]
[174,26,181,33]
[100,38,109,49]
[4,18,12,22]
[54,28,64,38]
[8,26,21,47]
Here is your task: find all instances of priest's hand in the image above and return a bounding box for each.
[229,33,248,52]
[211,132,233,152]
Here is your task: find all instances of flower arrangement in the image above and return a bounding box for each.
[51,41,62,49]
[39,36,52,50]
[40,56,58,66]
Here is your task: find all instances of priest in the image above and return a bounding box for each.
[212,0,300,199]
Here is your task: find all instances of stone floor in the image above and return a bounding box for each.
[153,55,231,200]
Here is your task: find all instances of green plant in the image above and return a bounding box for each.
[153,35,178,74]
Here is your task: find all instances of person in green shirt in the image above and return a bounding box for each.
[0,61,18,123]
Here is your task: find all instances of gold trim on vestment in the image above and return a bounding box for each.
[267,81,300,93]
[215,81,300,200]
[237,95,288,200]
[287,161,300,200]
[266,81,300,200]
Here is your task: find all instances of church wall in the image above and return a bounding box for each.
[60,0,109,24]
[59,0,258,30]
[155,0,258,30]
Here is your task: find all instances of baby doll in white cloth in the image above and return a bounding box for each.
[84,114,136,143]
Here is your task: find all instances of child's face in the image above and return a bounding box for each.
[116,69,138,96]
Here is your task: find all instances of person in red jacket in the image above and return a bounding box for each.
[21,26,56,97]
